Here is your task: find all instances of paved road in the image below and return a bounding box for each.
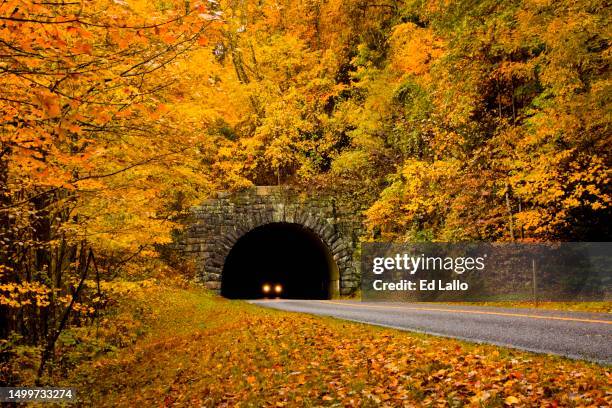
[249,299,612,364]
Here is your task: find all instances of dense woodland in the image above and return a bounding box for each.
[0,0,610,385]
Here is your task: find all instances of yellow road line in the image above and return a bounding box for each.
[321,300,612,325]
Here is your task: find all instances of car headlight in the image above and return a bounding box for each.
[274,284,282,294]
[262,283,271,294]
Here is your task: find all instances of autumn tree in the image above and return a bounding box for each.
[154,0,609,240]
[0,0,218,382]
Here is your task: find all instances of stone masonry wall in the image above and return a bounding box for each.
[179,186,362,296]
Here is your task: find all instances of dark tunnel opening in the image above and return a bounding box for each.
[221,223,339,299]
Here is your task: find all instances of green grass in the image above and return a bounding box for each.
[342,291,611,313]
[436,301,612,313]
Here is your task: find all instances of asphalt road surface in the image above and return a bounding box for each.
[249,299,612,364]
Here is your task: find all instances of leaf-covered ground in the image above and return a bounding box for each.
[67,285,610,407]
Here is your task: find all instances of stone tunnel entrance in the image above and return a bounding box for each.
[221,223,339,299]
[179,186,360,297]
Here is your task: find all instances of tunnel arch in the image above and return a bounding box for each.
[220,222,340,299]
[180,186,360,296]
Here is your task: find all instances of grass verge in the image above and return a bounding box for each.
[340,291,611,313]
[434,302,612,314]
